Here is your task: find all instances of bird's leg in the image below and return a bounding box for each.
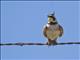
[52,40,57,45]
[47,38,57,45]
[46,39,52,45]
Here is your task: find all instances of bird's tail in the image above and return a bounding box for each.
[47,39,57,45]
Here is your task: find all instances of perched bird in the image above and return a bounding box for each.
[43,12,63,45]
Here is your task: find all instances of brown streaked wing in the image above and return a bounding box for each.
[59,25,63,37]
[43,26,48,38]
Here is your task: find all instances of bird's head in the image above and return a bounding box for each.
[48,12,57,24]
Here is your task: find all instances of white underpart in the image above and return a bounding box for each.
[46,24,59,31]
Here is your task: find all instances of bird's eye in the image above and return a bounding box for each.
[48,18,53,22]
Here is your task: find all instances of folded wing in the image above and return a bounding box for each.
[59,25,63,37]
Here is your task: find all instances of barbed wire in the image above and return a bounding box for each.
[0,42,80,46]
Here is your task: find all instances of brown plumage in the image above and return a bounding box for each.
[43,12,63,45]
[59,25,63,37]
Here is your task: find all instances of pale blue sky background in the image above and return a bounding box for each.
[1,1,80,60]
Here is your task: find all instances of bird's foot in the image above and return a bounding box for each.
[46,42,57,46]
[46,42,52,46]
[52,42,57,45]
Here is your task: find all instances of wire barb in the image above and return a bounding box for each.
[0,42,80,46]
